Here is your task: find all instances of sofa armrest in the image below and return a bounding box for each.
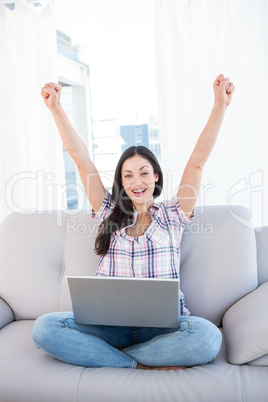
[255,226,268,284]
[0,297,14,329]
[222,281,268,365]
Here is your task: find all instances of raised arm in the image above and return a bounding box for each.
[177,74,235,218]
[41,83,106,213]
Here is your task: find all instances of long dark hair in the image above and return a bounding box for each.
[94,146,163,256]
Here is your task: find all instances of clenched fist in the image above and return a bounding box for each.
[213,74,235,108]
[41,83,62,109]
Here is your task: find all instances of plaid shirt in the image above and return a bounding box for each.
[92,190,195,316]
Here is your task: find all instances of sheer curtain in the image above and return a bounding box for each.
[0,1,66,223]
[154,0,268,228]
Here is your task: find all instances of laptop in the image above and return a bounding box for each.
[66,276,180,328]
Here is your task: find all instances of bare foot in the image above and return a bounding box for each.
[136,363,186,370]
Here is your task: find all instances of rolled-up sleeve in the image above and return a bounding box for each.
[162,196,195,229]
[91,189,115,224]
[173,197,195,227]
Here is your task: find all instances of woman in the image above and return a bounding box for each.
[32,74,235,370]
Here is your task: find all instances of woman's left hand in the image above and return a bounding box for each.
[213,74,235,108]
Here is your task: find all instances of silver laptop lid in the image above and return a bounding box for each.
[67,276,180,328]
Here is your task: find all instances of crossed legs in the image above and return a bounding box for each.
[32,312,222,369]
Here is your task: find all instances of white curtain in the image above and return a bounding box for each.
[0,1,66,223]
[155,0,268,228]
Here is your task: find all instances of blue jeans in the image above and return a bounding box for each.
[32,312,222,369]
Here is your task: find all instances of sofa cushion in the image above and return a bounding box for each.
[248,353,268,366]
[0,211,100,319]
[0,297,14,329]
[0,321,250,402]
[0,212,67,320]
[255,227,268,284]
[59,213,100,311]
[240,365,268,402]
[180,205,258,326]
[0,320,85,402]
[222,282,268,364]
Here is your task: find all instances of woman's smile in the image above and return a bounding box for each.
[132,188,147,197]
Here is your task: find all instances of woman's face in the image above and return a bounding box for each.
[121,155,159,210]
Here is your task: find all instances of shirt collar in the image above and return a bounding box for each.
[119,201,160,237]
[133,201,160,214]
[132,202,160,221]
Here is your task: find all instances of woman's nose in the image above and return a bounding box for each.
[132,175,142,186]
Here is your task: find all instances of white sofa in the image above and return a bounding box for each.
[0,205,267,402]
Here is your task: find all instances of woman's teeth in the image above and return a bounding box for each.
[133,189,146,195]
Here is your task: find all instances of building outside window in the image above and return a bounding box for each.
[92,119,125,192]
[120,114,161,165]
[56,30,93,210]
[57,30,161,208]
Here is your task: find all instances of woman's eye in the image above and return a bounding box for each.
[142,172,148,175]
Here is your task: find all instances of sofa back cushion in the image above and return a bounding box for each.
[0,206,258,325]
[0,211,99,320]
[255,227,268,285]
[181,205,258,326]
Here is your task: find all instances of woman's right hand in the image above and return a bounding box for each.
[41,82,62,109]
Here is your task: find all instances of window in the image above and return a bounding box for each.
[55,0,160,208]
